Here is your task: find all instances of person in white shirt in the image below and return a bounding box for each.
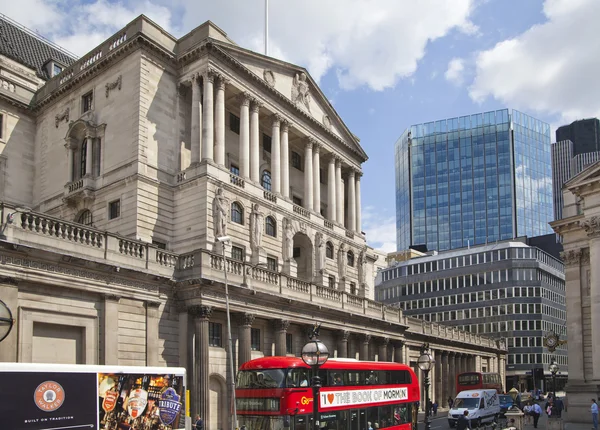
[591,399,598,430]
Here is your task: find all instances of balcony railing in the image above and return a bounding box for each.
[293,204,310,219]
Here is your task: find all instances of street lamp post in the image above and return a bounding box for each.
[216,236,238,430]
[0,299,14,343]
[418,344,435,430]
[549,359,559,401]
[301,324,329,430]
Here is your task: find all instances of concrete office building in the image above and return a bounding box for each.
[375,238,567,391]
[395,109,554,252]
[0,14,507,429]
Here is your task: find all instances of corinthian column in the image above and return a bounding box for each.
[238,93,251,178]
[378,337,389,362]
[281,121,290,198]
[355,172,362,233]
[189,305,212,425]
[313,143,321,213]
[271,115,281,194]
[347,169,356,231]
[338,330,350,358]
[304,139,314,210]
[335,157,343,223]
[190,74,201,165]
[327,157,336,220]
[559,248,583,380]
[238,313,255,366]
[360,334,371,361]
[214,75,226,166]
[274,319,290,356]
[250,100,261,182]
[201,72,214,162]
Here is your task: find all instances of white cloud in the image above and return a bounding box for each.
[445,58,465,85]
[362,206,397,253]
[469,0,600,122]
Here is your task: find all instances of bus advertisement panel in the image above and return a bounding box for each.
[0,363,189,430]
[236,357,420,430]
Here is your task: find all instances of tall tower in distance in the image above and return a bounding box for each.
[556,118,600,155]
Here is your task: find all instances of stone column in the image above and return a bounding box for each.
[581,217,600,380]
[238,93,251,178]
[190,74,201,165]
[327,157,336,220]
[335,157,343,224]
[338,330,350,358]
[561,250,585,380]
[177,303,188,370]
[360,334,371,361]
[393,341,404,363]
[189,305,212,422]
[239,313,255,366]
[313,143,321,213]
[214,75,226,166]
[355,172,362,233]
[347,170,356,231]
[378,337,389,362]
[448,352,456,397]
[201,72,214,162]
[442,352,450,406]
[280,121,290,198]
[274,319,289,356]
[304,139,314,210]
[85,136,93,176]
[146,301,160,366]
[271,115,281,194]
[102,295,120,365]
[435,350,443,407]
[250,100,261,182]
[65,142,74,181]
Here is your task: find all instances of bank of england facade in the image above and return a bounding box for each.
[0,15,506,429]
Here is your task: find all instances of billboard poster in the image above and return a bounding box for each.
[0,371,186,430]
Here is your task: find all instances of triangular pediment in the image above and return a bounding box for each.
[565,160,600,189]
[210,41,367,161]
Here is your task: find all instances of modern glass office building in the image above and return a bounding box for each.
[395,109,553,252]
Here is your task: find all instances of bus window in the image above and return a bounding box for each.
[237,369,286,388]
[286,368,309,387]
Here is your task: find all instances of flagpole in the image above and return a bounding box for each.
[264,0,269,55]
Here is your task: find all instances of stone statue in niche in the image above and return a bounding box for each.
[291,72,311,112]
[358,249,367,286]
[338,243,346,280]
[315,232,326,274]
[212,188,229,238]
[283,218,295,262]
[250,203,264,250]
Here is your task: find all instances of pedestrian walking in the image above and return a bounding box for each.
[448,397,454,409]
[592,399,598,430]
[531,402,543,428]
[457,410,471,430]
[194,414,204,430]
[432,400,439,416]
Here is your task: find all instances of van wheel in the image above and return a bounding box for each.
[476,418,482,428]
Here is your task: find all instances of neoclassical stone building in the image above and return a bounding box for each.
[0,14,506,429]
[551,160,600,423]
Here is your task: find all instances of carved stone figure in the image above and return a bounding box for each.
[322,115,331,130]
[315,232,326,274]
[212,188,229,238]
[283,218,295,262]
[291,72,311,112]
[263,69,276,87]
[358,250,367,286]
[338,243,346,280]
[250,203,264,250]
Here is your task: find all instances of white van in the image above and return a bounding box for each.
[448,389,500,428]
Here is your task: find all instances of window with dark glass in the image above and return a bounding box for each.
[347,251,354,267]
[291,151,302,170]
[286,333,293,354]
[77,210,93,226]
[326,241,334,259]
[267,256,278,271]
[251,328,261,351]
[350,282,357,295]
[152,240,167,250]
[232,246,245,261]
[231,202,244,224]
[0,113,4,140]
[53,63,63,76]
[229,113,240,134]
[292,196,302,206]
[80,139,87,177]
[82,91,93,113]
[209,322,222,347]
[265,216,276,237]
[109,200,120,220]
[230,164,240,176]
[261,170,272,191]
[293,247,301,258]
[262,134,272,153]
[328,275,336,287]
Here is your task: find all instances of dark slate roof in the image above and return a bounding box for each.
[0,14,77,80]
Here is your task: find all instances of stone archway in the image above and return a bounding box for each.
[209,373,227,430]
[292,232,313,282]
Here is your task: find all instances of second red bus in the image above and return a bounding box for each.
[456,372,503,395]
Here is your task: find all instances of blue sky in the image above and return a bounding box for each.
[4,0,599,252]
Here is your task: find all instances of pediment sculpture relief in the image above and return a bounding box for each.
[263,69,276,87]
[291,72,311,113]
[323,115,331,131]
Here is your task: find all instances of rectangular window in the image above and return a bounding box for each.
[230,164,240,176]
[286,333,293,354]
[267,256,278,271]
[152,240,167,250]
[232,246,245,262]
[0,113,4,140]
[292,196,302,206]
[291,151,302,170]
[53,63,63,76]
[108,200,121,220]
[209,322,222,347]
[350,282,357,295]
[229,113,240,134]
[328,275,336,288]
[263,134,272,153]
[251,328,261,351]
[82,91,93,113]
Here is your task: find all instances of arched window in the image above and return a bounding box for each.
[347,250,355,267]
[231,202,244,224]
[326,241,334,259]
[77,210,93,226]
[265,216,276,237]
[262,170,272,191]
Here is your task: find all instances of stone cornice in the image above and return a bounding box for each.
[550,214,584,235]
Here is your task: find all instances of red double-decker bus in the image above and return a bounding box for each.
[236,357,420,430]
[456,372,503,395]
